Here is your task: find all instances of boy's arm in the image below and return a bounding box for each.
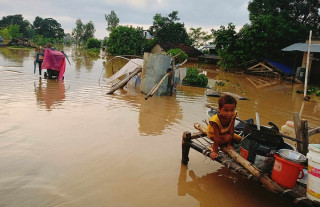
[212,123,220,153]
[229,117,235,136]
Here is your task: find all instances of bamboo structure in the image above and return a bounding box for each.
[107,67,141,95]
[181,122,319,207]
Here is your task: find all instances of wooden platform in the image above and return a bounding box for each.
[181,131,320,207]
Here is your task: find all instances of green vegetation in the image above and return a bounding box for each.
[0,14,34,38]
[297,86,320,96]
[106,26,146,56]
[105,10,119,32]
[148,11,192,45]
[33,16,64,39]
[213,0,320,69]
[72,19,95,46]
[188,27,213,49]
[183,68,208,87]
[86,38,101,49]
[167,48,188,63]
[0,24,22,39]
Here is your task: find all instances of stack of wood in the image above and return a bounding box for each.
[7,37,36,48]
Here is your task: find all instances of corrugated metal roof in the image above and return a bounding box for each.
[282,43,320,53]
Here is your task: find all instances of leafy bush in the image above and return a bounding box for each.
[30,34,63,46]
[167,48,188,64]
[183,67,208,87]
[86,38,101,49]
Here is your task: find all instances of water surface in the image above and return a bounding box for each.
[0,47,319,207]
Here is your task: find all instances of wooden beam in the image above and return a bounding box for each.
[107,67,141,94]
[248,63,263,70]
[308,126,320,137]
[260,63,274,71]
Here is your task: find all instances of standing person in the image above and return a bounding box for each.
[206,94,242,160]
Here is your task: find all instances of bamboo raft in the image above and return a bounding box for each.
[181,121,320,207]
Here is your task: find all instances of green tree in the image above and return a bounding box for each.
[0,25,23,40]
[72,19,95,45]
[105,10,119,32]
[212,0,320,69]
[8,24,22,39]
[82,21,95,44]
[212,23,238,69]
[86,38,101,49]
[72,19,84,45]
[106,25,146,56]
[167,48,188,64]
[0,14,34,38]
[33,16,65,39]
[188,27,213,49]
[0,27,10,39]
[148,11,191,45]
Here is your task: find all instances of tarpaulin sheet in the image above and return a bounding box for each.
[263,59,294,74]
[41,48,66,80]
[106,59,143,83]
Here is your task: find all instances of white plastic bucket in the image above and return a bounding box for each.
[306,144,320,202]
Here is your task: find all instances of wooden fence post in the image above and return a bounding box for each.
[300,119,309,156]
[293,112,309,155]
[182,131,191,165]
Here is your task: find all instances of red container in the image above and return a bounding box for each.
[271,154,304,188]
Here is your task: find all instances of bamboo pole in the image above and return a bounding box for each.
[145,71,171,100]
[107,67,142,94]
[304,30,312,99]
[193,123,285,194]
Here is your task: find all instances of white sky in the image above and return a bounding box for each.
[0,0,250,39]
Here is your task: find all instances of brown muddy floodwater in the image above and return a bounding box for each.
[0,47,319,207]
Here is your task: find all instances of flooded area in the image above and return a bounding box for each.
[0,47,319,207]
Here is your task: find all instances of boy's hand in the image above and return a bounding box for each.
[210,151,219,160]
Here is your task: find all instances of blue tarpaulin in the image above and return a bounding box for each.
[263,59,294,74]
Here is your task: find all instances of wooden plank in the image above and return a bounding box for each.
[260,63,274,71]
[248,63,262,70]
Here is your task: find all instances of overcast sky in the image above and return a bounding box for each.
[0,0,250,39]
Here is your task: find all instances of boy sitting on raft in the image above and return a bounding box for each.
[207,94,242,160]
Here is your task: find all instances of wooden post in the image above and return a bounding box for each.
[293,112,303,153]
[168,58,175,96]
[182,131,191,165]
[304,30,312,99]
[300,119,309,156]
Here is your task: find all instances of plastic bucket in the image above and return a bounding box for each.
[271,154,304,188]
[307,144,320,202]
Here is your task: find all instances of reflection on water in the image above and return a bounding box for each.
[0,47,31,65]
[139,95,183,135]
[177,164,292,207]
[34,78,66,110]
[0,47,319,207]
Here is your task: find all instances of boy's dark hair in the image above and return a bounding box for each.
[218,94,237,108]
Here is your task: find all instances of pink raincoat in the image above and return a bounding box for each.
[41,48,66,80]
